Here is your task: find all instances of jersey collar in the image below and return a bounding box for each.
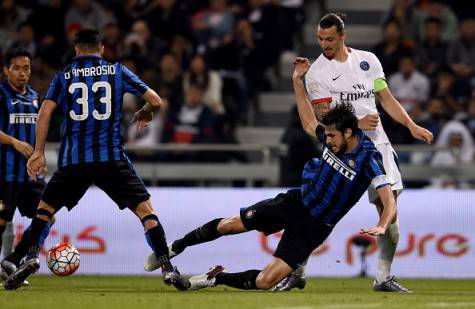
[73,55,102,61]
[349,129,365,155]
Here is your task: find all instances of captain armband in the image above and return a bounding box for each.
[374,78,388,93]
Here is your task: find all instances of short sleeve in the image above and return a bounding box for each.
[121,64,149,96]
[305,72,332,105]
[364,151,389,189]
[44,73,63,104]
[370,52,385,80]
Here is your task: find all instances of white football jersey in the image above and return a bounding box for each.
[305,48,390,145]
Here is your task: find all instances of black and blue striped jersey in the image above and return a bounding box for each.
[45,55,149,167]
[0,81,40,182]
[300,126,388,226]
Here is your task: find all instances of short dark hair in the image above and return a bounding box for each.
[74,28,103,51]
[319,13,347,34]
[321,103,358,135]
[4,48,32,67]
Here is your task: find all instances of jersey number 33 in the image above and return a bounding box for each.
[68,81,112,121]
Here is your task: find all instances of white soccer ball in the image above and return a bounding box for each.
[46,243,80,276]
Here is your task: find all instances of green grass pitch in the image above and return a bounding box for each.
[1,276,475,309]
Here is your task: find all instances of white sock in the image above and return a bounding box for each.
[376,219,399,283]
[2,222,15,258]
[293,256,308,277]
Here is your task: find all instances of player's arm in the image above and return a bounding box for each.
[292,57,319,138]
[121,63,163,130]
[0,130,33,159]
[376,82,433,144]
[359,151,396,236]
[0,92,33,158]
[27,100,57,181]
[360,185,396,236]
[131,88,163,130]
[141,88,163,111]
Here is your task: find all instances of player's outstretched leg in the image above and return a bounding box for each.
[144,215,246,271]
[4,205,54,290]
[188,257,293,291]
[188,265,227,290]
[135,200,189,290]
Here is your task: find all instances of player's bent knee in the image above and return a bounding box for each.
[255,274,275,290]
[134,200,154,217]
[217,215,244,235]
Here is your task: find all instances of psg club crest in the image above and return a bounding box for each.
[360,61,370,71]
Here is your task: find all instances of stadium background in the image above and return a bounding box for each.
[2,0,475,280]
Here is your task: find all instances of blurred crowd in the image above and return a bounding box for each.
[370,0,475,188]
[0,0,305,148]
[0,0,474,187]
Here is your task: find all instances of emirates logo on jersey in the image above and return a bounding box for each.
[339,83,375,102]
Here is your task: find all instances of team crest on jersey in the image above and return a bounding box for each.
[245,209,256,219]
[360,61,370,71]
[348,159,355,168]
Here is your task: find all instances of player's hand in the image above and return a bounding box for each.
[292,57,310,80]
[359,226,386,236]
[408,123,433,144]
[27,151,46,181]
[12,139,34,159]
[358,113,379,131]
[131,108,153,130]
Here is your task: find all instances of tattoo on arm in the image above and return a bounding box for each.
[315,102,331,120]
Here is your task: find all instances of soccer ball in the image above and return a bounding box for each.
[46,243,80,276]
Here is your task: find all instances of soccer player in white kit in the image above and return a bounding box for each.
[274,13,433,292]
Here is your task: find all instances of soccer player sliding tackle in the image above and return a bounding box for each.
[274,12,432,292]
[143,58,399,291]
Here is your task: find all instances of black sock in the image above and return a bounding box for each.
[26,217,49,258]
[215,270,260,290]
[172,218,223,254]
[145,223,173,272]
[0,224,5,257]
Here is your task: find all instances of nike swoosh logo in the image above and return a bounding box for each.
[11,100,31,106]
[332,75,342,81]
